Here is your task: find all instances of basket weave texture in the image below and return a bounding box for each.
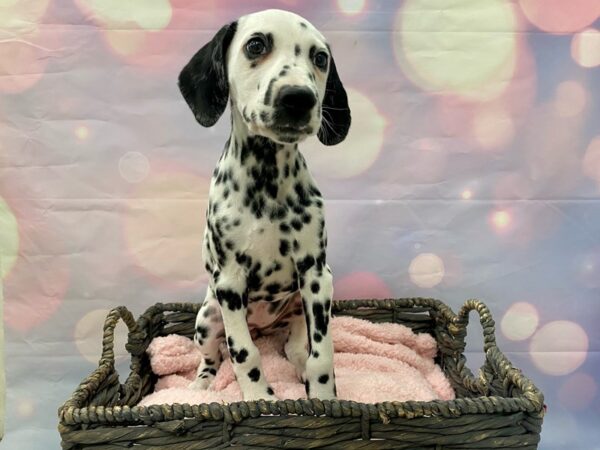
[58,298,545,449]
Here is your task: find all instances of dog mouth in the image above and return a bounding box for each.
[271,125,313,136]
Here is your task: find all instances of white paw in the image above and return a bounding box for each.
[188,377,211,391]
[308,386,337,400]
[243,388,279,402]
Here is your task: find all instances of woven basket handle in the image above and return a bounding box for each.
[454,299,497,354]
[99,306,139,367]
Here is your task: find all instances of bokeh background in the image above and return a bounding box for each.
[1,0,599,448]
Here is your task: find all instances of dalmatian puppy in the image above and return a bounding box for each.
[178,9,351,401]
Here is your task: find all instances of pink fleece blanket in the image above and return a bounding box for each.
[138,316,455,406]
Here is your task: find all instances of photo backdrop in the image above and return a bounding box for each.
[0,1,599,448]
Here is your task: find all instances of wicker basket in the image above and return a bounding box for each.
[58,298,545,449]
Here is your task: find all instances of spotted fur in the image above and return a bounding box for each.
[178,9,351,401]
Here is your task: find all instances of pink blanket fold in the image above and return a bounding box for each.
[138,316,455,406]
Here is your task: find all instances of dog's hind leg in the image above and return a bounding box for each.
[284,293,309,381]
[189,289,225,390]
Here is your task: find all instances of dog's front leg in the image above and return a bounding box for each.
[299,262,336,400]
[216,270,278,401]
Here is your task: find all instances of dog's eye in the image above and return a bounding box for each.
[313,51,328,69]
[245,37,267,58]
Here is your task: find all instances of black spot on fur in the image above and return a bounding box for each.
[235,348,248,364]
[248,367,261,382]
[247,261,262,291]
[297,255,315,273]
[313,332,322,342]
[207,368,217,375]
[291,218,303,231]
[270,205,287,221]
[313,350,319,358]
[279,239,290,256]
[300,21,307,28]
[312,302,329,336]
[310,281,320,294]
[235,252,247,265]
[280,222,291,233]
[294,182,312,207]
[217,289,244,311]
[266,282,281,294]
[294,44,301,56]
[196,325,209,339]
[318,374,329,384]
[204,358,215,366]
[267,387,274,395]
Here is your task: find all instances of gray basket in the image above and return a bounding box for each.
[58,298,545,449]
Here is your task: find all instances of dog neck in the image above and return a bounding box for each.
[216,109,310,199]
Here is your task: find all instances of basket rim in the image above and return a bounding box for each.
[58,297,545,428]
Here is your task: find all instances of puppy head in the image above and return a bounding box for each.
[178,9,351,146]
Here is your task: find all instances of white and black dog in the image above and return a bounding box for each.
[178,9,351,401]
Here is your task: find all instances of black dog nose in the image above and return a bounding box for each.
[275,86,316,122]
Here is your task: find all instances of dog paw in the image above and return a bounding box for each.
[307,385,337,400]
[188,377,211,391]
[243,387,279,402]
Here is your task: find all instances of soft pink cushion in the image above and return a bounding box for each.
[138,315,455,406]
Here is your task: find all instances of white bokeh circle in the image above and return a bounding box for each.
[119,151,150,183]
[501,302,539,341]
[302,88,386,179]
[409,253,445,288]
[530,320,589,376]
[75,309,129,364]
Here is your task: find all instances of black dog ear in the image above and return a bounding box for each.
[178,21,238,127]
[318,50,351,146]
